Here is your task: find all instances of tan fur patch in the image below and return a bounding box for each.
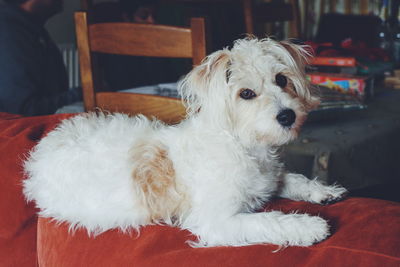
[282,78,298,99]
[282,78,319,112]
[131,141,188,223]
[303,95,320,111]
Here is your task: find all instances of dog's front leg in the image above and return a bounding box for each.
[187,210,330,247]
[183,168,330,247]
[278,173,347,204]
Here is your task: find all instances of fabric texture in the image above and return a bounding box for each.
[0,112,73,267]
[37,198,400,267]
[0,112,399,267]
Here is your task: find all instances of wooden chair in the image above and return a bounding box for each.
[74,12,206,124]
[242,0,301,38]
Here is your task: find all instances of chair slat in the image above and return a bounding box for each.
[75,12,96,111]
[96,92,186,124]
[190,18,207,65]
[89,23,193,58]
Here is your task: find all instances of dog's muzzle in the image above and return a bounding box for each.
[276,109,296,127]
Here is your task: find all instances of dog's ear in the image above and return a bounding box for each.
[279,40,312,72]
[178,50,231,116]
[305,92,321,111]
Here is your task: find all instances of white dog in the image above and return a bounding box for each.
[23,38,347,247]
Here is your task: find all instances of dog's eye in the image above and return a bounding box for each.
[275,74,287,88]
[239,89,257,100]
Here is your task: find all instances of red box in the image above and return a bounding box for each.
[310,57,356,67]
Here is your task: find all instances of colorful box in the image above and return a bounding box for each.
[307,72,373,101]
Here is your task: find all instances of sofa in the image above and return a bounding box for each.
[1,112,399,267]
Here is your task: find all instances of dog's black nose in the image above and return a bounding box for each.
[276,109,296,127]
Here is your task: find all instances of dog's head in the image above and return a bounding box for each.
[178,38,319,147]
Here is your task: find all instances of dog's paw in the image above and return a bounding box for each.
[281,174,347,205]
[285,214,330,246]
[309,183,348,205]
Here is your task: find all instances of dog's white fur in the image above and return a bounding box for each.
[23,38,347,247]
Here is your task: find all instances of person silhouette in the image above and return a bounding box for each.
[0,0,81,116]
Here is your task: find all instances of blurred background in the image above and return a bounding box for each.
[1,0,399,201]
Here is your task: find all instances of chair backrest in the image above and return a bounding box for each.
[74,11,206,124]
[242,0,301,38]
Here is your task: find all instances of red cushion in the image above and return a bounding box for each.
[1,112,400,266]
[37,198,400,266]
[0,112,75,267]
